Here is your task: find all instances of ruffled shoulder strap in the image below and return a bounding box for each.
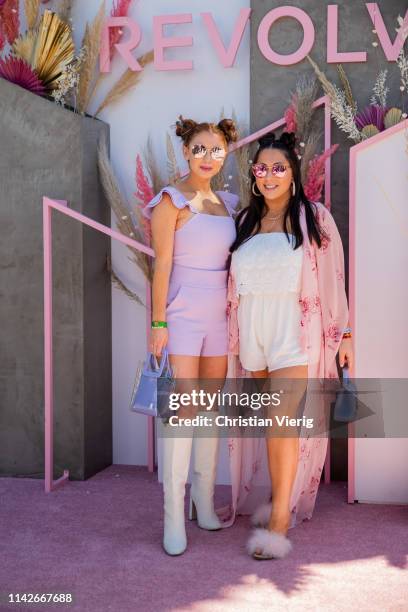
[215,191,240,218]
[142,186,195,219]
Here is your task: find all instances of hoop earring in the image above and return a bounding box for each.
[292,182,296,196]
[252,182,262,197]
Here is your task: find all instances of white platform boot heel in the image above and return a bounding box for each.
[188,423,222,530]
[162,427,193,556]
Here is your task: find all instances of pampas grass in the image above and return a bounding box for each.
[282,75,339,202]
[58,0,72,22]
[94,50,154,116]
[284,76,324,186]
[97,132,152,283]
[143,135,166,194]
[293,74,318,144]
[300,130,321,185]
[307,54,362,142]
[77,0,105,113]
[25,0,40,29]
[337,64,358,114]
[166,132,180,185]
[210,167,227,192]
[106,254,146,307]
[231,110,249,209]
[209,108,230,193]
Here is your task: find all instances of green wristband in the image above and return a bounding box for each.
[151,320,167,329]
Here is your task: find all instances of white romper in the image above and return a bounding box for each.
[230,232,308,372]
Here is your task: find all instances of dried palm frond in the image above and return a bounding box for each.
[94,50,154,116]
[12,9,75,91]
[361,125,379,139]
[0,55,46,94]
[77,0,105,112]
[97,132,151,282]
[384,107,403,128]
[25,0,40,30]
[337,64,357,114]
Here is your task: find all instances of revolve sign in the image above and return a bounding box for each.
[99,4,408,73]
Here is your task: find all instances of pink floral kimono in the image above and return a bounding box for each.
[219,201,349,529]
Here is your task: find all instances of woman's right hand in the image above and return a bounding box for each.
[149,327,168,357]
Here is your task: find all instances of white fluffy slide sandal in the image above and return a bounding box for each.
[246,528,293,560]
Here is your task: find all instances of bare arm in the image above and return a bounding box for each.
[149,193,179,355]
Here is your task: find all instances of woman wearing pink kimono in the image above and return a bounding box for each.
[223,132,354,559]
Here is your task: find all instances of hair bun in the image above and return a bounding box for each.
[279,131,297,150]
[175,115,198,142]
[217,118,238,143]
[258,132,276,147]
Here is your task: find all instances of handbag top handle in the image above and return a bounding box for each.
[143,348,171,378]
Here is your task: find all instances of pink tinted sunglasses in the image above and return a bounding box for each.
[251,162,289,179]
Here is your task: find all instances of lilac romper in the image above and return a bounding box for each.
[142,186,239,356]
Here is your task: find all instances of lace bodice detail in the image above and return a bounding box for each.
[230,232,303,295]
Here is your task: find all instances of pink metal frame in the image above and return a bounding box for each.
[43,95,333,491]
[347,118,408,503]
[43,197,154,492]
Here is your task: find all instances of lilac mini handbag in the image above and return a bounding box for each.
[130,348,176,418]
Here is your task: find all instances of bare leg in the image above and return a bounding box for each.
[168,354,200,419]
[252,365,307,541]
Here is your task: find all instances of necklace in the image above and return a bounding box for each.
[264,211,285,221]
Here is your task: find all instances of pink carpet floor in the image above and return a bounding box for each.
[1,465,407,612]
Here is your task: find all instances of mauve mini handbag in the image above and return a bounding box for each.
[130,348,176,418]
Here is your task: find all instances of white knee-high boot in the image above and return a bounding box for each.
[162,426,193,556]
[188,421,222,530]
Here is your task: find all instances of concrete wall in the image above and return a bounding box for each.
[0,79,112,480]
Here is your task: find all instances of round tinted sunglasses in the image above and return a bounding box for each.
[251,162,289,179]
[191,144,226,161]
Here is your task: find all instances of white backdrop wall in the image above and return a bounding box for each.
[351,122,408,503]
[45,0,250,473]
